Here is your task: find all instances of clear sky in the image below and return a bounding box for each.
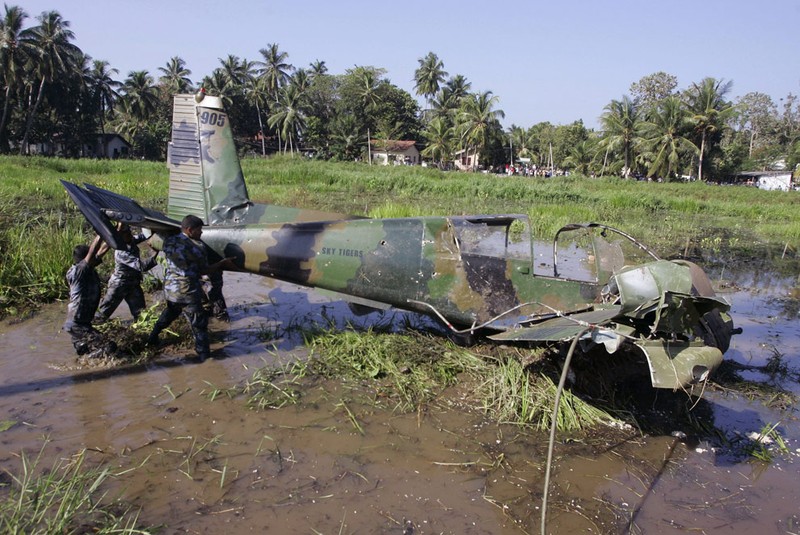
[16,0,800,129]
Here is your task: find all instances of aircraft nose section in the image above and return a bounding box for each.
[612,260,694,313]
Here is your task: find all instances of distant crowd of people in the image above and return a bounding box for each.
[493,164,570,177]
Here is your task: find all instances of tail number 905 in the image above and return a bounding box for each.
[200,111,226,127]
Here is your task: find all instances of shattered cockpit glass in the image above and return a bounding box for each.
[450,215,533,262]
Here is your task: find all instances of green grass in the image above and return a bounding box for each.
[0,442,152,534]
[475,357,617,432]
[241,329,618,432]
[0,212,85,315]
[1,153,798,316]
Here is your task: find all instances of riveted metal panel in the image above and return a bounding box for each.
[167,94,206,221]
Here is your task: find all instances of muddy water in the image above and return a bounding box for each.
[1,270,798,534]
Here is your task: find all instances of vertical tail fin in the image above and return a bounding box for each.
[167,93,251,225]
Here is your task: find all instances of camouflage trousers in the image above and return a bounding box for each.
[150,300,209,357]
[96,278,147,321]
[67,324,118,359]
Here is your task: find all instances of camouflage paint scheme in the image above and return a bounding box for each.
[62,93,737,391]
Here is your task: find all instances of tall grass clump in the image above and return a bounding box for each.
[243,330,485,413]
[305,330,484,411]
[368,202,426,218]
[243,328,617,433]
[475,356,617,432]
[0,443,152,534]
[0,212,87,316]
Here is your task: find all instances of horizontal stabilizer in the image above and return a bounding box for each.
[61,180,180,249]
[488,307,622,342]
[83,184,180,231]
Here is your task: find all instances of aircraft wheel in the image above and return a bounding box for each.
[699,309,735,353]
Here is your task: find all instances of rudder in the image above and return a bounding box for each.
[167,93,251,225]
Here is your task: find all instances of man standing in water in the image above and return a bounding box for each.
[64,234,116,358]
[94,223,157,323]
[146,215,233,361]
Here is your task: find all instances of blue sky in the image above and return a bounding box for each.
[17,0,800,129]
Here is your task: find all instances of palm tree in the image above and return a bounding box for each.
[421,116,454,167]
[158,56,192,93]
[200,69,233,107]
[267,83,306,155]
[256,44,292,151]
[599,96,640,177]
[87,59,121,157]
[121,70,159,121]
[19,10,81,155]
[218,54,247,89]
[427,75,471,127]
[336,66,384,139]
[445,75,471,101]
[0,4,32,150]
[308,59,327,78]
[563,140,595,176]
[685,77,734,181]
[429,88,456,122]
[111,70,159,156]
[638,96,698,180]
[457,91,504,170]
[508,125,532,160]
[353,66,381,111]
[237,59,268,156]
[414,51,447,114]
[330,114,363,161]
[111,97,138,142]
[290,68,310,93]
[256,43,292,103]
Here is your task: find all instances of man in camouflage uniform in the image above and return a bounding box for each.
[94,224,157,323]
[64,235,117,358]
[146,214,232,361]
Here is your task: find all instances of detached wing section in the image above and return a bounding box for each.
[488,307,623,342]
[61,180,180,249]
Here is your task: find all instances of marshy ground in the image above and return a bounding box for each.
[1,262,798,534]
[2,156,799,532]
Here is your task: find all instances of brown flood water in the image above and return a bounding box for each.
[1,269,798,534]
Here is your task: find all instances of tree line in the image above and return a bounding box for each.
[1,6,798,181]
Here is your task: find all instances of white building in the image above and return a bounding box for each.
[370,140,420,165]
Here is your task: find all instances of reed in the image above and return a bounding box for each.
[475,358,616,431]
[0,212,85,315]
[240,328,619,432]
[304,330,483,412]
[0,442,151,534]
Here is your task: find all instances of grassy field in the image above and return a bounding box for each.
[1,154,798,315]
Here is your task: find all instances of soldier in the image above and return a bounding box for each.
[94,223,157,323]
[64,234,117,358]
[146,215,233,361]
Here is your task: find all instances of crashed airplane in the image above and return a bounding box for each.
[62,92,737,391]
